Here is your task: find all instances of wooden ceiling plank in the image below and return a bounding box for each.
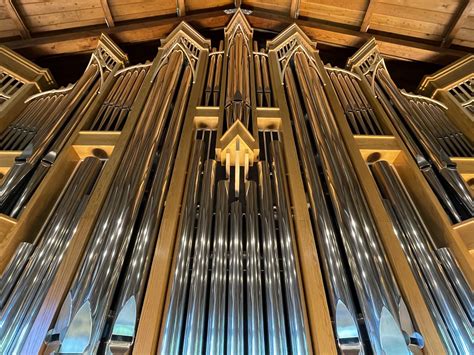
[290,0,300,19]
[442,0,473,48]
[2,8,469,64]
[177,0,186,16]
[360,0,377,32]
[4,0,30,38]
[100,0,115,27]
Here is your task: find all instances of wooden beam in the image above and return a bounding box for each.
[290,0,300,19]
[2,8,469,64]
[4,0,30,39]
[442,0,473,48]
[177,0,186,16]
[360,0,377,32]
[100,0,115,27]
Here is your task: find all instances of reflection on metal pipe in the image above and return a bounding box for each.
[0,156,104,354]
[106,64,192,353]
[49,51,186,354]
[371,160,473,354]
[271,140,308,355]
[284,65,364,353]
[160,140,204,355]
[292,51,415,354]
[183,159,217,355]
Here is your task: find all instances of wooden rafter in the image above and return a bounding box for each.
[100,0,115,27]
[360,0,377,33]
[4,0,30,39]
[442,0,473,48]
[177,0,186,16]
[2,8,469,64]
[290,0,300,19]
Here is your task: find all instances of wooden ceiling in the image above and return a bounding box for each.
[0,0,472,64]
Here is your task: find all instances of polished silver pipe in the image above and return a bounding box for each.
[213,41,224,106]
[253,42,264,107]
[0,242,34,308]
[113,67,148,131]
[51,52,185,354]
[106,64,193,353]
[0,156,103,354]
[9,77,102,218]
[206,180,229,355]
[228,201,244,355]
[245,180,265,355]
[261,49,272,107]
[284,67,364,353]
[373,80,463,222]
[371,160,473,354]
[159,139,204,355]
[183,159,217,355]
[349,75,384,134]
[205,48,217,106]
[0,64,99,215]
[329,71,361,134]
[271,140,309,355]
[294,52,412,354]
[377,69,473,218]
[258,161,288,354]
[381,198,456,353]
[337,72,370,134]
[436,247,473,323]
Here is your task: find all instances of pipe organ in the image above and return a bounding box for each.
[0,9,472,355]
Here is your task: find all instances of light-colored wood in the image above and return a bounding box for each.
[0,150,21,176]
[290,0,300,19]
[454,218,474,254]
[354,135,402,163]
[133,25,210,355]
[256,107,281,130]
[100,0,115,27]
[72,131,121,159]
[177,0,186,16]
[194,106,219,129]
[360,0,377,32]
[451,157,474,188]
[442,0,473,47]
[0,213,16,238]
[4,0,30,38]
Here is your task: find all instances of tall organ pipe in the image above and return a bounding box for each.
[0,157,104,354]
[183,159,217,355]
[106,64,193,352]
[284,66,364,352]
[9,77,102,218]
[293,52,414,354]
[228,201,244,355]
[373,81,462,222]
[271,140,309,355]
[258,161,288,354]
[376,69,473,218]
[160,140,204,355]
[50,51,185,354]
[245,180,265,355]
[0,64,99,215]
[370,160,473,354]
[206,180,229,355]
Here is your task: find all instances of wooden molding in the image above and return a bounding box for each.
[177,0,186,16]
[100,0,115,27]
[360,0,377,33]
[4,0,30,39]
[442,0,473,48]
[290,0,300,19]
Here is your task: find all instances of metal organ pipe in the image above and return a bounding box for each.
[292,51,417,354]
[49,50,186,354]
[370,160,473,354]
[375,68,473,219]
[0,156,104,354]
[284,66,364,353]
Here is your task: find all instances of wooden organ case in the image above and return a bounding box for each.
[0,9,472,355]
